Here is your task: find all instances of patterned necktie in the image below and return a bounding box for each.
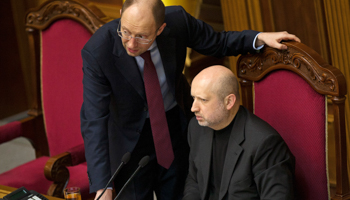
[140,50,174,169]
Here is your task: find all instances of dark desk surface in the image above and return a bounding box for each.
[0,185,63,200]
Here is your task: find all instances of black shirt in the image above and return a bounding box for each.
[206,118,235,200]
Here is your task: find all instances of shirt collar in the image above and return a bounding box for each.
[148,40,157,51]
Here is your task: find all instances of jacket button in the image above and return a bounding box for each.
[144,107,148,111]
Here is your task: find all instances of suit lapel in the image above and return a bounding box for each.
[219,107,246,199]
[199,128,214,200]
[111,26,177,101]
[156,27,177,96]
[112,31,146,101]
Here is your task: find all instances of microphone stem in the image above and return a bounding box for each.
[96,162,125,200]
[114,166,142,200]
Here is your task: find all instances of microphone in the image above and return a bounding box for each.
[96,152,131,200]
[114,155,150,200]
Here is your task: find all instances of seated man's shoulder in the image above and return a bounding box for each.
[243,107,280,138]
[188,116,210,136]
[189,116,203,130]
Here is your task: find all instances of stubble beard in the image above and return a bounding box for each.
[197,102,229,129]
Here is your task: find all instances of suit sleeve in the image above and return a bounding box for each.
[178,6,259,57]
[183,118,201,200]
[80,48,112,192]
[253,134,295,199]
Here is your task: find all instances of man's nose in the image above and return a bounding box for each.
[128,37,138,47]
[191,100,198,113]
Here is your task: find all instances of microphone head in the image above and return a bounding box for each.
[122,152,131,164]
[138,155,150,167]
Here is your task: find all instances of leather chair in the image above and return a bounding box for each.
[237,41,350,199]
[0,0,111,198]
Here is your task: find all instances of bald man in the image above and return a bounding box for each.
[183,66,295,200]
[81,0,299,199]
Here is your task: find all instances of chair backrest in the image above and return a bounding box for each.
[25,0,111,156]
[237,41,349,199]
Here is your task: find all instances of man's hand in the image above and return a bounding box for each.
[95,189,113,200]
[256,31,301,50]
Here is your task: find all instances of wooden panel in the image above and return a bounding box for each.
[221,0,262,74]
[184,0,227,83]
[90,0,122,19]
[314,0,332,64]
[198,3,223,25]
[90,0,121,3]
[322,1,350,192]
[267,0,323,56]
[1,0,118,120]
[0,0,28,119]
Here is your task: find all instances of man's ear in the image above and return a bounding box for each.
[156,23,167,36]
[225,94,236,110]
[120,9,122,16]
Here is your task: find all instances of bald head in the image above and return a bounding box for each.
[192,65,240,104]
[191,65,241,130]
[121,0,165,28]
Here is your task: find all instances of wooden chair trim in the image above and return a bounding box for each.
[25,0,111,116]
[331,96,350,200]
[237,41,347,97]
[20,115,49,157]
[25,0,112,34]
[44,144,85,197]
[16,0,109,198]
[236,41,350,199]
[0,116,49,158]
[44,152,72,198]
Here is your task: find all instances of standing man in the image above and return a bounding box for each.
[184,65,295,200]
[80,0,300,199]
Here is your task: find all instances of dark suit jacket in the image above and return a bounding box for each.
[80,6,260,192]
[183,106,295,200]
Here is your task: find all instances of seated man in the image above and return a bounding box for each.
[183,65,295,200]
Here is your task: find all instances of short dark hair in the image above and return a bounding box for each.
[121,0,165,28]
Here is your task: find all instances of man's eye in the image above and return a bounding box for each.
[201,98,207,102]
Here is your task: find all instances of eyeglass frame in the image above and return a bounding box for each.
[117,20,160,44]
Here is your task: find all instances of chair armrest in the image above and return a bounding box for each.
[44,152,71,182]
[44,152,71,198]
[0,121,23,144]
[44,143,86,181]
[44,143,86,198]
[0,115,49,157]
[67,143,86,165]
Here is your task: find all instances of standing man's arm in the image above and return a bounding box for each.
[173,6,259,56]
[177,6,300,58]
[255,31,301,50]
[81,48,112,199]
[253,134,295,199]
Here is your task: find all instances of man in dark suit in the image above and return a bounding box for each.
[183,65,295,200]
[80,0,300,199]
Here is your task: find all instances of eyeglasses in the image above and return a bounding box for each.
[117,20,156,44]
